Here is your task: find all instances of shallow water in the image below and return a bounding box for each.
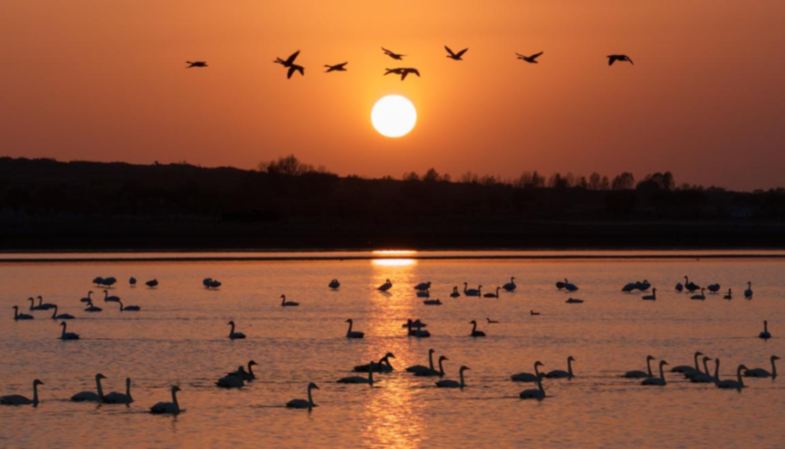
[1,254,783,448]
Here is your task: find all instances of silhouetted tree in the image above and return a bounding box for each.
[612,172,635,190]
[588,172,601,190]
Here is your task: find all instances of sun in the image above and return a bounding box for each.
[371,95,417,138]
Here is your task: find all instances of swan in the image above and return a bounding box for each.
[724,289,732,300]
[690,288,706,300]
[378,279,393,292]
[286,383,318,409]
[417,289,430,298]
[487,318,499,324]
[423,299,442,305]
[469,320,486,337]
[35,296,55,310]
[555,281,566,290]
[564,279,579,292]
[622,282,637,293]
[345,319,365,338]
[103,290,120,302]
[436,366,469,388]
[672,351,704,374]
[0,379,44,406]
[402,319,427,329]
[228,321,246,339]
[281,295,299,307]
[744,355,779,378]
[758,320,771,339]
[707,284,721,293]
[566,297,584,304]
[329,279,340,289]
[638,280,651,291]
[641,361,669,386]
[71,373,106,402]
[145,279,158,288]
[149,386,181,414]
[685,276,700,293]
[608,54,634,65]
[84,300,102,312]
[546,356,576,379]
[129,277,136,287]
[414,281,431,291]
[80,291,94,303]
[93,277,105,287]
[675,282,684,292]
[228,361,258,381]
[519,362,546,399]
[690,357,715,383]
[530,310,540,316]
[416,356,448,377]
[463,283,481,297]
[104,378,134,404]
[202,278,221,289]
[216,367,246,388]
[716,361,748,391]
[511,361,544,382]
[483,287,501,298]
[503,277,516,292]
[118,300,140,312]
[12,306,34,321]
[354,353,395,373]
[406,349,436,374]
[382,48,405,60]
[450,287,460,298]
[28,297,43,311]
[624,355,655,379]
[50,305,75,320]
[103,277,117,287]
[338,365,374,385]
[60,322,80,340]
[745,282,753,299]
[445,46,468,61]
[409,320,431,338]
[642,288,657,301]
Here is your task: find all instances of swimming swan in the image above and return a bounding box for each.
[623,355,655,379]
[406,349,435,374]
[338,365,375,385]
[346,319,365,339]
[503,277,516,291]
[118,300,141,312]
[60,321,80,340]
[744,355,779,378]
[71,373,106,402]
[435,366,469,389]
[672,351,703,374]
[12,306,34,321]
[512,361,544,382]
[149,386,181,414]
[286,383,318,409]
[716,361,748,391]
[641,360,669,386]
[354,353,395,373]
[281,295,299,307]
[415,356,448,377]
[519,362,546,399]
[51,305,75,320]
[546,356,576,379]
[759,320,771,339]
[469,320,486,337]
[228,321,246,339]
[104,378,134,404]
[744,282,753,299]
[216,368,246,388]
[378,279,393,292]
[103,290,120,302]
[0,379,44,406]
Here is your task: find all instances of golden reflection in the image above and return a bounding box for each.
[372,258,417,267]
[372,250,418,257]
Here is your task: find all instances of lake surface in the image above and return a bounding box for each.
[1,252,783,448]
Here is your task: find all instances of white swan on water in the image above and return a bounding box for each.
[346,319,365,339]
[286,383,319,409]
[338,365,375,385]
[759,320,771,339]
[281,295,299,307]
[546,356,576,379]
[228,321,246,339]
[503,277,516,292]
[104,378,134,404]
[519,362,546,399]
[60,322,80,340]
[744,355,779,378]
[0,379,44,406]
[406,349,435,375]
[436,365,469,388]
[624,355,655,379]
[71,373,106,402]
[641,360,669,386]
[51,305,75,320]
[150,386,181,414]
[12,306,34,321]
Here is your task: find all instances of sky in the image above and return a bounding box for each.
[1,0,784,190]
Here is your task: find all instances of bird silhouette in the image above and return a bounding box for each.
[324,62,348,73]
[516,52,543,63]
[445,46,468,61]
[382,48,405,60]
[385,68,420,81]
[608,54,634,66]
[186,61,207,68]
[274,51,305,79]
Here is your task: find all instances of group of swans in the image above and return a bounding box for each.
[216,360,258,388]
[556,279,579,292]
[202,278,222,289]
[621,280,651,292]
[406,319,430,337]
[354,353,395,373]
[93,276,117,288]
[71,373,133,404]
[512,357,576,382]
[677,276,753,300]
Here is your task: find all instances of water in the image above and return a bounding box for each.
[1,253,783,448]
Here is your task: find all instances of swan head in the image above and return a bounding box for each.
[428,349,435,354]
[646,355,655,361]
[469,320,477,324]
[228,321,235,326]
[103,289,108,293]
[384,352,396,359]
[459,366,470,372]
[60,322,66,327]
[568,356,576,362]
[346,319,353,323]
[439,356,448,362]
[702,356,712,362]
[772,356,780,361]
[249,360,258,366]
[660,360,669,367]
[534,361,544,368]
[125,378,132,385]
[33,379,44,386]
[96,373,107,380]
[694,351,704,357]
[171,386,181,393]
[28,297,34,302]
[308,382,319,390]
[738,364,748,371]
[12,305,18,310]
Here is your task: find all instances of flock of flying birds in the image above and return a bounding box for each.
[185,46,634,80]
[2,272,776,413]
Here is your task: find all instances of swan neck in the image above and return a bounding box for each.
[428,352,434,371]
[702,359,710,375]
[659,364,666,382]
[126,380,132,398]
[229,322,235,336]
[307,387,314,406]
[737,367,744,388]
[772,359,778,378]
[471,322,477,333]
[347,321,353,333]
[61,323,66,337]
[646,358,653,377]
[693,353,700,370]
[568,359,574,378]
[33,382,39,406]
[368,369,374,385]
[172,389,179,411]
[439,358,445,375]
[247,363,255,378]
[459,370,465,388]
[51,307,57,319]
[96,376,105,398]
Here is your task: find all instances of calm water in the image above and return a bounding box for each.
[1,253,783,448]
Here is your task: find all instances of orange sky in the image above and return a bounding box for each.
[2,0,784,190]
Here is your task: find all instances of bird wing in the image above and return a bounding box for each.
[410,68,420,77]
[285,50,300,66]
[627,57,634,65]
[531,51,543,59]
[337,62,347,69]
[456,48,468,58]
[445,46,456,57]
[294,65,304,76]
[401,71,408,80]
[608,56,616,66]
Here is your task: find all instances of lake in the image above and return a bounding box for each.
[1,251,783,448]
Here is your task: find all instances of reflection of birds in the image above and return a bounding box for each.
[186,61,207,68]
[516,52,543,63]
[435,366,469,389]
[445,46,468,61]
[414,281,431,291]
[150,386,181,414]
[423,299,442,305]
[0,379,44,406]
[324,62,348,73]
[382,47,405,60]
[286,383,318,409]
[384,68,420,81]
[608,54,634,65]
[274,50,305,79]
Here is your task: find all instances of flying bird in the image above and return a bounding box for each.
[385,68,420,81]
[324,62,348,73]
[382,48,405,60]
[186,61,207,68]
[608,54,634,66]
[274,50,305,79]
[445,46,468,61]
[516,52,543,64]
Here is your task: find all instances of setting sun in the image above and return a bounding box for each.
[371,95,417,138]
